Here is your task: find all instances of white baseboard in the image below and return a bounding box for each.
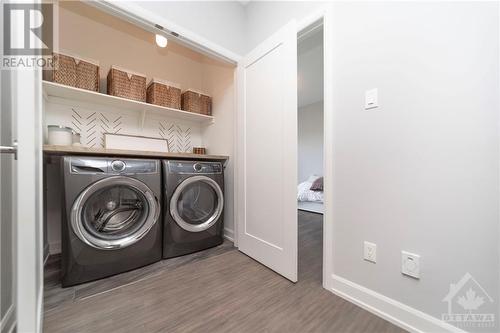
[223,228,234,242]
[1,304,16,333]
[330,274,465,333]
[49,241,61,255]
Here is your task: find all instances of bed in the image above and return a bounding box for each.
[297,175,324,215]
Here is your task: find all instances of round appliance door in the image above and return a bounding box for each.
[71,176,160,250]
[170,175,224,233]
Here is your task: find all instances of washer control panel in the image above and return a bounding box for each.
[69,157,158,174]
[168,161,223,174]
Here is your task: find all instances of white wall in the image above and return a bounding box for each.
[245,1,323,53]
[298,28,323,108]
[331,2,499,329]
[132,1,247,56]
[298,102,323,184]
[246,1,499,332]
[297,27,324,184]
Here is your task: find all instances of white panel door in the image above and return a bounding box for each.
[0,5,44,331]
[237,21,298,282]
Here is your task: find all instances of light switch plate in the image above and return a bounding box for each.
[365,88,378,110]
[402,251,420,279]
[364,241,377,263]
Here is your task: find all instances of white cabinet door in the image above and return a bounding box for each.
[236,21,298,282]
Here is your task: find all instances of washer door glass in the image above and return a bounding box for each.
[83,185,148,237]
[71,177,159,249]
[170,176,223,232]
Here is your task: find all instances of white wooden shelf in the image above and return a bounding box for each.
[42,81,215,125]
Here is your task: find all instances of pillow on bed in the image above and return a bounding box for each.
[310,177,323,191]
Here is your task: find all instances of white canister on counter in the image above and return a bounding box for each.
[48,125,73,146]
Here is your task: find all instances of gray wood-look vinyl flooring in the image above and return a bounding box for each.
[44,211,405,333]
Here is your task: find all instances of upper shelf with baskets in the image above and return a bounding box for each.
[42,81,215,125]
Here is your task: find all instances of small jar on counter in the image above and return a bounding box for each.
[47,125,73,146]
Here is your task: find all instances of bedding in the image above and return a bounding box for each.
[297,175,324,202]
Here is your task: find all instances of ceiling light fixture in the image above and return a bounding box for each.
[155,34,168,48]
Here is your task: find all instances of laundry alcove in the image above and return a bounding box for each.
[43,1,236,256]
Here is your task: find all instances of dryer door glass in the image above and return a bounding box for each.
[71,177,159,249]
[170,176,224,232]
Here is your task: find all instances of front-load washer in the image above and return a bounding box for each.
[163,160,224,258]
[61,156,162,287]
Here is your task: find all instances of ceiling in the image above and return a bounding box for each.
[298,26,323,108]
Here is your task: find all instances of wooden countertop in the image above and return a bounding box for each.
[43,145,229,161]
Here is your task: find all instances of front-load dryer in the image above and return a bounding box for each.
[162,160,224,258]
[61,156,162,287]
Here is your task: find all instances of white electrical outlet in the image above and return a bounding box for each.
[363,241,377,263]
[402,251,420,279]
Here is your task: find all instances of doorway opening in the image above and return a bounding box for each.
[297,21,324,285]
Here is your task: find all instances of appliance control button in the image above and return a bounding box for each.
[193,163,203,172]
[111,160,126,172]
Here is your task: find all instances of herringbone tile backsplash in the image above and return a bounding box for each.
[45,99,202,153]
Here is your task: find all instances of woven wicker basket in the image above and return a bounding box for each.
[181,90,212,115]
[146,79,181,109]
[107,66,146,102]
[192,147,206,155]
[51,53,99,92]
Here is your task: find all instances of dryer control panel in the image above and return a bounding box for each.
[168,161,223,174]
